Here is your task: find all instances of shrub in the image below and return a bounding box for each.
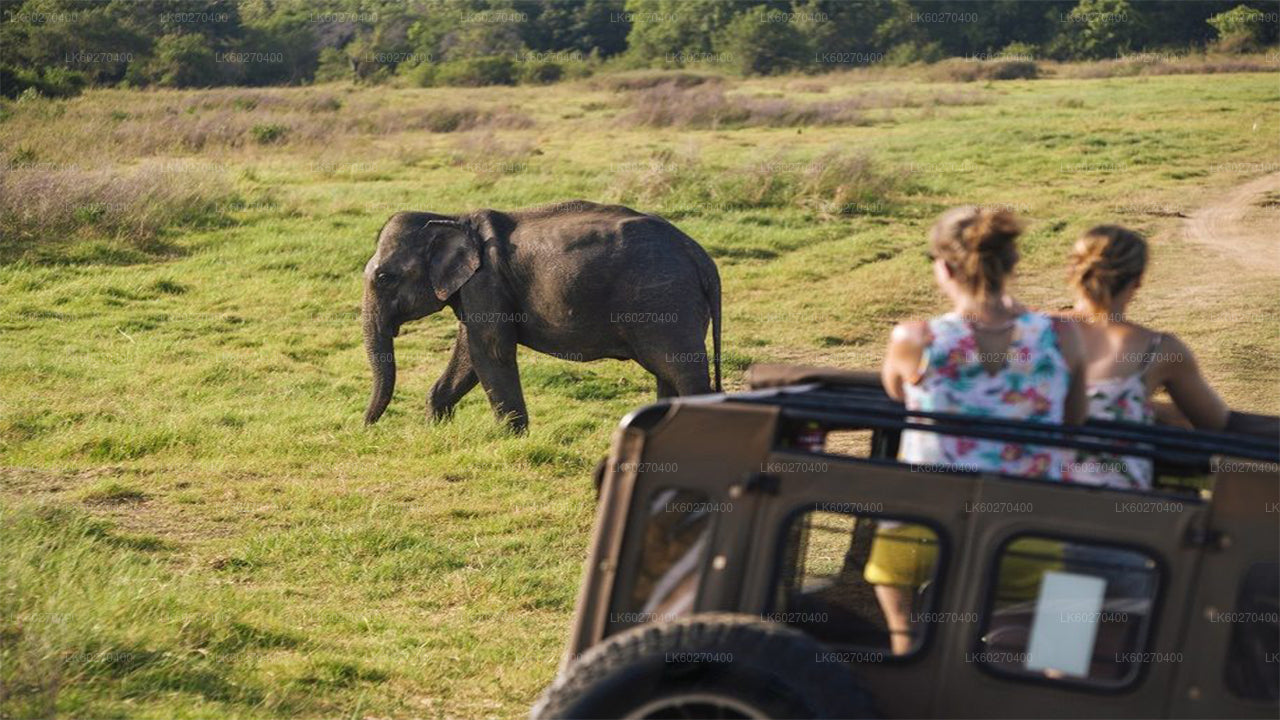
[1208,5,1271,53]
[435,57,517,87]
[591,71,724,91]
[0,64,88,100]
[250,123,289,144]
[1049,0,1140,60]
[145,34,221,88]
[884,41,946,66]
[713,6,810,76]
[520,60,564,85]
[983,60,1039,80]
[927,59,1040,82]
[314,48,351,83]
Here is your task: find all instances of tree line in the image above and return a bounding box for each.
[2,0,1277,97]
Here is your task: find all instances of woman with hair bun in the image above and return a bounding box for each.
[1057,225,1229,489]
[873,206,1087,655]
[882,206,1089,475]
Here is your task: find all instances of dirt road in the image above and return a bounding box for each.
[1183,172,1280,275]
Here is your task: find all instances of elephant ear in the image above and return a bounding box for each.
[425,219,480,301]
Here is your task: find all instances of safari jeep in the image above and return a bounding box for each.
[532,365,1279,719]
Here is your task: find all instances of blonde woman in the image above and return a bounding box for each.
[1057,225,1229,489]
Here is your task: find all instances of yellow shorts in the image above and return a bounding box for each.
[864,525,1062,601]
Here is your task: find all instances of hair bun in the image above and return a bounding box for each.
[964,209,1022,254]
[929,206,1022,297]
[1069,225,1148,306]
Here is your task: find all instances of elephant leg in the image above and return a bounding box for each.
[640,343,713,398]
[427,325,479,422]
[466,324,529,433]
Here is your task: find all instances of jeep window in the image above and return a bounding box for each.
[617,488,713,629]
[1224,562,1279,702]
[773,509,941,658]
[978,536,1159,687]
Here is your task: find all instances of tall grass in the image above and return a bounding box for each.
[0,87,534,166]
[618,82,986,129]
[0,160,237,264]
[610,148,915,217]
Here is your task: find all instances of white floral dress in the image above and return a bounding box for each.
[1064,335,1161,489]
[899,311,1071,480]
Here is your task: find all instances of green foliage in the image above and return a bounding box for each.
[520,59,565,84]
[1050,0,1141,60]
[0,0,1273,93]
[713,5,811,76]
[1208,5,1270,52]
[250,123,289,144]
[0,64,86,99]
[145,34,220,88]
[435,56,518,86]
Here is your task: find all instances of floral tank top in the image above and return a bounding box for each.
[899,311,1070,480]
[1063,335,1161,490]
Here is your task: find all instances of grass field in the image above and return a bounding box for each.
[2,64,1278,718]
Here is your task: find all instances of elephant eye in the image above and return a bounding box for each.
[375,271,397,286]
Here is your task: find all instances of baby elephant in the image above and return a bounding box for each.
[361,200,722,432]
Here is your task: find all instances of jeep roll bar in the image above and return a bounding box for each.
[737,364,1279,469]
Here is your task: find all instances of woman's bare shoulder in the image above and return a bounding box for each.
[889,319,931,348]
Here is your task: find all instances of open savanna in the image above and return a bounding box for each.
[2,65,1278,719]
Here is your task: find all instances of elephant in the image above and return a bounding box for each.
[361,200,722,432]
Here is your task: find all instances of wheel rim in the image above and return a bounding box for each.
[625,692,767,720]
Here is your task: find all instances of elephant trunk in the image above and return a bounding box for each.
[362,300,396,425]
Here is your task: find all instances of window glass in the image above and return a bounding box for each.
[1225,562,1279,702]
[618,488,714,628]
[979,536,1159,686]
[774,509,941,657]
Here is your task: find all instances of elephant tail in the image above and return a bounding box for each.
[699,252,722,393]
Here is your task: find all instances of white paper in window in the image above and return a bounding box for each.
[1025,570,1106,678]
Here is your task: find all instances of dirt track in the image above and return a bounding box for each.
[1183,172,1280,275]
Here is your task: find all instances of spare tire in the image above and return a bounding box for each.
[531,613,877,719]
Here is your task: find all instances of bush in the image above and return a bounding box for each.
[314,48,351,83]
[250,123,289,144]
[1208,5,1270,53]
[927,59,1040,82]
[145,34,221,88]
[402,60,438,87]
[983,60,1039,80]
[884,41,946,66]
[591,71,723,92]
[435,57,517,87]
[520,60,564,85]
[713,6,810,76]
[0,64,88,100]
[1049,0,1140,60]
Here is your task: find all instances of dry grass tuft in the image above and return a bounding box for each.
[0,88,534,165]
[1057,54,1279,79]
[589,71,725,92]
[0,160,236,262]
[618,82,986,129]
[610,147,914,217]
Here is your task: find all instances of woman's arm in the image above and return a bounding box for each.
[882,321,928,401]
[1154,334,1230,431]
[1052,318,1089,425]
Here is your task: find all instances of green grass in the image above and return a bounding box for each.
[2,69,1278,718]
